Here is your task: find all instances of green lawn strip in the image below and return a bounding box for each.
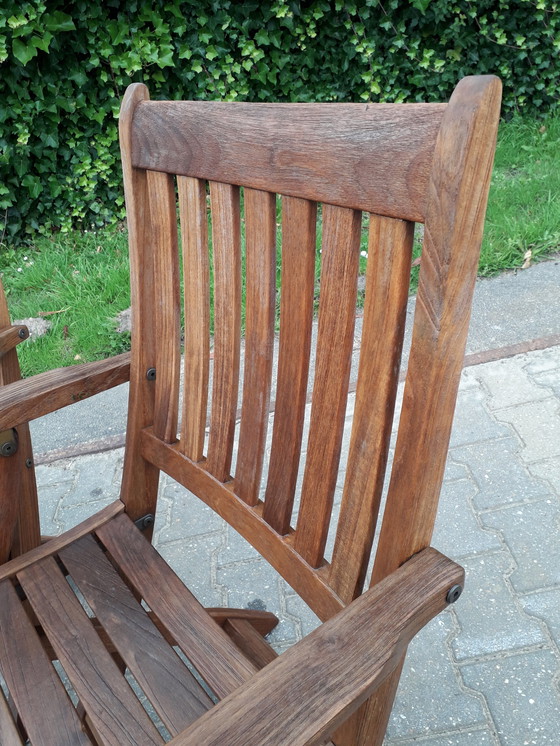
[1,114,558,376]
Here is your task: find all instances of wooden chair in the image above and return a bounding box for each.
[0,75,501,745]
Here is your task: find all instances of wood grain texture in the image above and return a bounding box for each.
[95,513,257,698]
[60,534,213,735]
[178,176,210,461]
[18,556,163,745]
[0,325,28,357]
[0,687,23,746]
[223,618,278,669]
[329,216,414,603]
[294,205,361,567]
[0,578,91,746]
[131,100,446,222]
[372,76,502,586]
[141,429,346,622]
[167,549,463,746]
[234,188,276,505]
[0,281,40,562]
[206,181,242,481]
[0,500,123,582]
[263,196,317,533]
[206,607,279,637]
[119,82,161,522]
[148,170,181,443]
[0,353,130,431]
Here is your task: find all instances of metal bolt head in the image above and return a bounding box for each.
[0,441,17,457]
[18,328,27,339]
[25,458,33,468]
[146,367,156,381]
[446,584,463,604]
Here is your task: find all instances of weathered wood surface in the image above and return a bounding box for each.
[0,352,131,431]
[0,325,28,357]
[167,549,463,746]
[131,100,446,221]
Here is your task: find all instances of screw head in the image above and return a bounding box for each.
[446,584,463,604]
[146,367,156,381]
[25,458,33,468]
[0,441,17,457]
[18,328,27,339]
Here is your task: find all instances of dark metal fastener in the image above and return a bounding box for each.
[25,458,33,468]
[0,441,17,457]
[146,367,156,381]
[135,514,155,531]
[446,584,463,604]
[18,328,27,339]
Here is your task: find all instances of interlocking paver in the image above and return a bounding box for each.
[474,356,554,409]
[386,614,487,740]
[461,650,560,745]
[481,498,560,593]
[495,398,560,463]
[451,552,546,660]
[449,436,551,511]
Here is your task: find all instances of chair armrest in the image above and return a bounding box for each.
[170,547,464,746]
[0,352,130,429]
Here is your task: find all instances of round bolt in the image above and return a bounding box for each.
[146,367,156,381]
[446,584,463,604]
[139,514,154,530]
[25,458,33,468]
[0,441,17,457]
[18,328,27,339]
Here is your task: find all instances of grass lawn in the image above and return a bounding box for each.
[1,113,559,377]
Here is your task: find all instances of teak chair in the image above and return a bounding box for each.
[0,75,501,745]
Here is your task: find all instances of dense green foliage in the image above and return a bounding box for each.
[1,0,558,243]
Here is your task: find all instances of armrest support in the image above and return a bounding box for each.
[0,353,130,430]
[170,547,464,746]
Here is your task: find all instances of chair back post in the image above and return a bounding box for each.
[335,75,502,746]
[0,279,40,562]
[119,83,161,528]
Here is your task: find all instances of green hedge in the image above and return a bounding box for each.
[1,0,558,243]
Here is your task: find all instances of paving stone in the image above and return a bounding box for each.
[495,398,560,463]
[157,480,224,542]
[529,456,560,498]
[443,457,471,482]
[62,453,122,506]
[521,588,560,646]
[387,614,487,739]
[55,494,116,532]
[473,356,554,410]
[524,345,560,376]
[531,367,560,398]
[283,592,322,641]
[387,727,498,745]
[37,481,74,534]
[432,479,501,559]
[450,437,550,510]
[481,498,560,593]
[157,532,225,607]
[35,462,77,487]
[461,650,560,745]
[451,552,546,661]
[450,387,511,448]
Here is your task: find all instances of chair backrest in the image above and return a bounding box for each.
[119,76,501,621]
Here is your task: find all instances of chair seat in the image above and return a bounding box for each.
[0,502,278,745]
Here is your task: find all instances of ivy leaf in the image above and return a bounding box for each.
[44,12,76,33]
[12,39,37,65]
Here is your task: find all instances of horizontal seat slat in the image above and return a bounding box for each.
[17,556,163,746]
[95,513,257,699]
[0,579,90,746]
[60,534,213,736]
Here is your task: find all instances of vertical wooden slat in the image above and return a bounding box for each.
[294,205,361,567]
[263,197,316,533]
[178,176,210,461]
[119,83,160,523]
[206,181,241,481]
[329,216,414,603]
[234,188,276,505]
[0,579,90,746]
[148,170,181,443]
[17,557,163,746]
[0,279,40,562]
